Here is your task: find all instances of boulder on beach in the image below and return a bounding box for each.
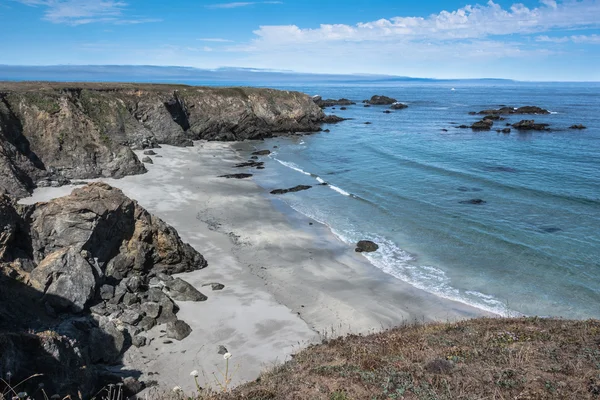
[166,320,192,341]
[355,240,379,253]
[252,150,271,156]
[141,156,153,164]
[270,185,312,195]
[219,173,253,179]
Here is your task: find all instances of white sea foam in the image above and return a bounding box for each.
[275,159,312,176]
[316,177,325,184]
[329,185,350,196]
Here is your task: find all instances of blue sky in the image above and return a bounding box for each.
[0,0,599,81]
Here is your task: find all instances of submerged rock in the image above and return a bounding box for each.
[459,199,487,205]
[322,115,348,124]
[569,124,587,129]
[471,120,493,130]
[477,106,550,115]
[252,150,271,156]
[390,102,408,110]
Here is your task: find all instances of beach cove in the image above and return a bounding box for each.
[20,141,488,394]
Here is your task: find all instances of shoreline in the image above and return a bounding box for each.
[19,140,490,394]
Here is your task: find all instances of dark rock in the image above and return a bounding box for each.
[29,247,97,313]
[250,156,258,160]
[252,150,271,156]
[140,301,161,319]
[164,278,208,302]
[322,115,348,124]
[132,335,147,348]
[477,106,550,115]
[471,120,493,131]
[257,166,265,170]
[143,150,157,155]
[234,161,264,168]
[459,199,487,205]
[364,122,372,125]
[119,309,143,325]
[340,107,347,110]
[390,103,408,110]
[501,128,511,133]
[203,282,225,291]
[383,110,392,114]
[122,292,139,306]
[365,95,397,105]
[323,129,331,132]
[122,377,144,396]
[138,316,157,332]
[441,129,448,132]
[457,125,469,129]
[219,173,253,179]
[166,320,192,341]
[512,120,550,131]
[355,240,379,253]
[313,98,356,108]
[218,345,229,355]
[363,104,371,108]
[569,124,587,129]
[270,185,312,195]
[100,285,115,300]
[482,114,502,121]
[141,156,153,164]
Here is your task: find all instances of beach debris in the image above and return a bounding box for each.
[219,173,253,179]
[355,240,379,253]
[270,185,312,195]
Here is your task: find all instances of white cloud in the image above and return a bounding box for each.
[205,1,282,9]
[197,38,234,42]
[14,0,160,25]
[250,0,600,45]
[536,33,600,43]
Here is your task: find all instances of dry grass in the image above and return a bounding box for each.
[196,317,600,400]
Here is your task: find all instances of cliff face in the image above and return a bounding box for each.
[0,82,325,198]
[0,183,208,397]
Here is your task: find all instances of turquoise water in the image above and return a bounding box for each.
[239,82,600,318]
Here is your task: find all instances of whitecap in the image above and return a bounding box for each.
[275,159,312,176]
[329,185,350,196]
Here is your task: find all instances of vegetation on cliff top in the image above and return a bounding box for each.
[192,317,600,400]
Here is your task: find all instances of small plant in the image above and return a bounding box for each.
[213,352,239,393]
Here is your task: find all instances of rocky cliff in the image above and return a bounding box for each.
[0,82,325,198]
[0,183,208,397]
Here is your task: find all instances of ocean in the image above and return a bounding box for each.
[232,81,600,318]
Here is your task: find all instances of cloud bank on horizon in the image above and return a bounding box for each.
[2,0,599,81]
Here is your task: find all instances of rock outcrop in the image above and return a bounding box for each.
[355,240,379,253]
[0,183,207,397]
[364,95,397,105]
[512,120,550,131]
[0,82,326,198]
[270,185,312,195]
[476,106,550,115]
[313,98,356,108]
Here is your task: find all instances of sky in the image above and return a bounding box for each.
[0,0,599,81]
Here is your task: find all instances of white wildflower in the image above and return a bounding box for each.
[6,371,12,378]
[17,392,28,399]
[190,370,199,377]
[223,352,232,360]
[172,386,182,393]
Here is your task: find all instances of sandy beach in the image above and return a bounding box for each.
[20,141,489,395]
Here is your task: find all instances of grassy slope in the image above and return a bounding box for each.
[203,317,600,400]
